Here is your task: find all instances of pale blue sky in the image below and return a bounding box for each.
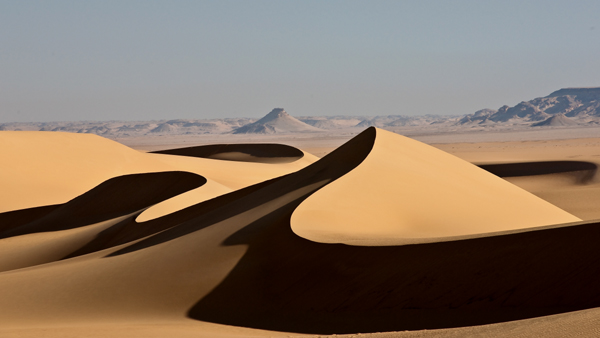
[1,0,599,122]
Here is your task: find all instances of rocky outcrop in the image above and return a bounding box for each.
[457,109,497,124]
[233,109,323,134]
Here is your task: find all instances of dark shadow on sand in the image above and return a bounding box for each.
[152,143,304,163]
[478,161,597,184]
[187,203,600,334]
[0,171,206,240]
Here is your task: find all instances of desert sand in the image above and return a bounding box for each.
[2,127,600,337]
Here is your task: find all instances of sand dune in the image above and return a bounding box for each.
[0,171,204,272]
[1,171,205,239]
[1,127,600,337]
[292,128,580,245]
[137,143,318,221]
[0,214,133,273]
[0,131,224,213]
[0,131,317,220]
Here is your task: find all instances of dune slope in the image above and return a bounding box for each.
[0,131,318,221]
[0,131,227,213]
[291,128,580,245]
[0,171,205,272]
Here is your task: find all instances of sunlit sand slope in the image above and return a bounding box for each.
[0,131,226,213]
[291,128,580,245]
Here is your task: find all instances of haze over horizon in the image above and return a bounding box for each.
[1,0,600,123]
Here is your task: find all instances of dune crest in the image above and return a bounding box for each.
[291,128,580,245]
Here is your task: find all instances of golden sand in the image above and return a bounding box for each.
[2,128,600,338]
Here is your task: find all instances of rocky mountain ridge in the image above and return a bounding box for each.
[458,87,600,127]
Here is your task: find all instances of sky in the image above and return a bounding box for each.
[1,0,600,122]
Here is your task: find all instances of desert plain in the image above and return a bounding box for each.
[2,125,600,337]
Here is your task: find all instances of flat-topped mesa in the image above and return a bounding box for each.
[233,108,323,134]
[547,87,600,99]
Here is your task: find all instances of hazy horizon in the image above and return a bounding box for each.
[1,0,599,123]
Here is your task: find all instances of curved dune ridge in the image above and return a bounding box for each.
[291,128,580,245]
[2,127,600,337]
[137,144,317,222]
[0,131,227,213]
[0,171,205,272]
[0,131,318,221]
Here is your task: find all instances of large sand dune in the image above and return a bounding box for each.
[292,129,580,245]
[1,127,599,337]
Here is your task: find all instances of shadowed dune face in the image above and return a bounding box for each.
[152,143,305,163]
[67,175,290,258]
[189,211,600,334]
[0,205,60,233]
[0,171,206,272]
[0,171,205,240]
[478,161,598,184]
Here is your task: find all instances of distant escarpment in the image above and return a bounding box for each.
[459,87,600,127]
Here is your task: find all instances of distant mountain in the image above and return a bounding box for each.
[233,108,323,134]
[459,87,600,126]
[3,88,599,136]
[487,103,550,123]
